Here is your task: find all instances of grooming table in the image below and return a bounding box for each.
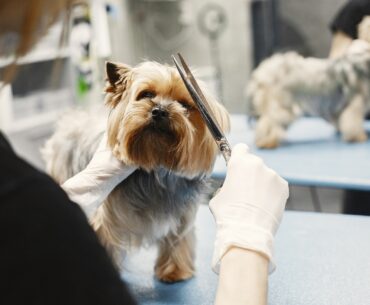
[123,205,370,305]
[212,114,370,190]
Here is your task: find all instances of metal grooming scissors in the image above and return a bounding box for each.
[172,53,232,164]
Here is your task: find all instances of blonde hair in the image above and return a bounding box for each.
[0,0,82,82]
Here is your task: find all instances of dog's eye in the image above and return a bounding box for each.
[178,100,193,111]
[137,90,156,100]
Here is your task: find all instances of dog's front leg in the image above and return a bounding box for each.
[338,94,367,142]
[255,116,287,149]
[155,226,195,283]
[154,207,197,283]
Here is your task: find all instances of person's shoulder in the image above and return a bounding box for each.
[0,143,44,182]
[0,138,87,224]
[0,133,61,202]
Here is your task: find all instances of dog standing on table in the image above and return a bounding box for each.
[43,61,229,282]
[246,16,370,149]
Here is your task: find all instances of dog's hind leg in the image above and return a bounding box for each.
[338,94,367,142]
[154,207,197,283]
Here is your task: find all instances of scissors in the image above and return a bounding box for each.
[172,53,232,164]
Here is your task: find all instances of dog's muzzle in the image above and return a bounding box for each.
[151,106,168,120]
[151,106,170,131]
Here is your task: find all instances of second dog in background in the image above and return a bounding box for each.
[246,16,370,149]
[43,61,230,282]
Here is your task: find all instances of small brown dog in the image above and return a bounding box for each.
[43,61,229,282]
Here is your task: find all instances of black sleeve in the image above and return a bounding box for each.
[330,0,370,38]
[0,132,14,152]
[0,141,137,305]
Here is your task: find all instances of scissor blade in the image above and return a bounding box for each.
[176,53,219,124]
[172,54,232,163]
[172,55,225,140]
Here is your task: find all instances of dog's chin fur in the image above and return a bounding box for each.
[43,60,230,282]
[246,16,370,149]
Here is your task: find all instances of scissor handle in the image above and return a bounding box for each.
[216,138,232,164]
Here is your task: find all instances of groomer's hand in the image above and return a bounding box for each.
[210,143,289,273]
[62,133,137,219]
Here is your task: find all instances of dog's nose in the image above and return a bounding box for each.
[151,106,168,120]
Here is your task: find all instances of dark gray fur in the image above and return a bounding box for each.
[114,169,208,218]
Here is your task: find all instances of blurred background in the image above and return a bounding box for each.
[0,0,359,213]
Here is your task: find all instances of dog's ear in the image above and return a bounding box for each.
[106,61,121,85]
[105,61,132,88]
[105,61,132,107]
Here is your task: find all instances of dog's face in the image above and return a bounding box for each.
[104,61,229,178]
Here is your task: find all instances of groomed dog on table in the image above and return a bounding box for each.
[43,61,230,282]
[246,16,370,149]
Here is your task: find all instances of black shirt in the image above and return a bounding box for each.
[0,132,136,305]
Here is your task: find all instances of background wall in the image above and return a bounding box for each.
[107,0,349,114]
[278,0,347,57]
[108,0,252,113]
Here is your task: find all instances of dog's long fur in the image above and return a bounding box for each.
[246,17,370,148]
[43,61,229,282]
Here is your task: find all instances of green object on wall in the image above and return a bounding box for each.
[77,76,89,98]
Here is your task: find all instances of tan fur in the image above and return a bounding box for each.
[105,61,230,177]
[98,61,229,281]
[154,206,197,282]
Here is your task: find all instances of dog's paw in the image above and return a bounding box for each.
[342,130,368,143]
[255,137,281,149]
[155,263,194,283]
[254,117,285,149]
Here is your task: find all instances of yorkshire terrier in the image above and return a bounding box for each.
[43,61,230,282]
[246,16,370,149]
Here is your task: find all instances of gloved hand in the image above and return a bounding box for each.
[62,133,137,220]
[209,143,289,274]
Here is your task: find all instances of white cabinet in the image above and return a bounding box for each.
[0,1,114,133]
[0,23,75,133]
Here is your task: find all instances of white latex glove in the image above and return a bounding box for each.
[209,143,289,274]
[62,133,137,220]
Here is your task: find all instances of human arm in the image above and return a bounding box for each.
[210,144,289,305]
[215,247,268,305]
[61,133,137,219]
[329,0,370,58]
[329,31,353,59]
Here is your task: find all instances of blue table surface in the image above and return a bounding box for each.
[123,205,370,305]
[212,115,370,190]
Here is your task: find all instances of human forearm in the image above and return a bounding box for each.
[329,31,353,59]
[210,144,288,305]
[215,247,268,305]
[61,133,137,219]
